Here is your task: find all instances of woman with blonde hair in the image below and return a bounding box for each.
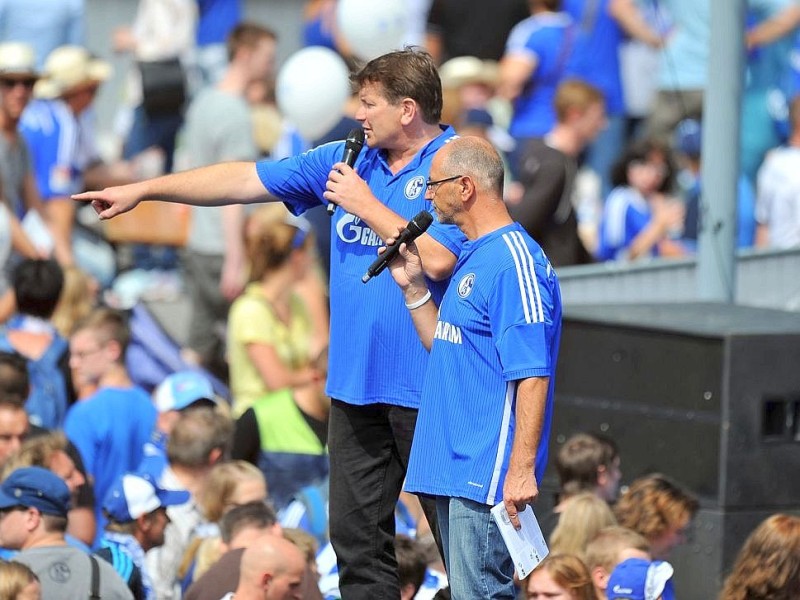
[51,266,97,337]
[179,461,268,587]
[549,492,618,557]
[527,553,595,600]
[229,204,330,509]
[196,460,267,524]
[719,513,800,600]
[0,560,41,600]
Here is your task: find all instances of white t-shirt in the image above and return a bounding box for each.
[756,145,800,248]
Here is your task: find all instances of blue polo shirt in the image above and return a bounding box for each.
[256,126,465,408]
[405,223,562,506]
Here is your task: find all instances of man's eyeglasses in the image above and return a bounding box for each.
[0,78,36,91]
[425,174,462,194]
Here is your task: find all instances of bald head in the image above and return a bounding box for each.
[238,536,306,600]
[437,136,504,197]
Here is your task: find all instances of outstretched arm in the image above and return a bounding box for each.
[72,162,271,219]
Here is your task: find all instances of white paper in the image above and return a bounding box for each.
[21,210,54,254]
[491,502,549,579]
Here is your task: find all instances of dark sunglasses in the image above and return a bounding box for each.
[0,78,36,90]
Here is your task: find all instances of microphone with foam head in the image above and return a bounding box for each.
[327,127,366,216]
[362,210,434,283]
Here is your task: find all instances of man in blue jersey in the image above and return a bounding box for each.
[387,136,562,598]
[75,48,463,599]
[64,309,156,543]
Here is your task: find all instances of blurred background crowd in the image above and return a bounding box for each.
[0,0,798,598]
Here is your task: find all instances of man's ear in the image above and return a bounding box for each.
[137,513,151,533]
[596,464,608,487]
[262,572,273,590]
[399,98,417,126]
[591,565,609,591]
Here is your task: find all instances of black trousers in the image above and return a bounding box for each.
[328,399,440,600]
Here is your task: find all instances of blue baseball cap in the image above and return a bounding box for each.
[607,558,676,600]
[153,371,218,412]
[103,473,190,523]
[0,466,71,517]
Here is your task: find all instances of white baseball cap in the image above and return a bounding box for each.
[103,473,190,523]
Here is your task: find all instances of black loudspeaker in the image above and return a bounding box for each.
[543,303,800,600]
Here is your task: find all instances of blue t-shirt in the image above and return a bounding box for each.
[505,12,574,139]
[195,0,241,46]
[64,386,156,537]
[20,99,98,201]
[405,223,562,506]
[563,0,625,115]
[257,127,465,408]
[596,186,653,261]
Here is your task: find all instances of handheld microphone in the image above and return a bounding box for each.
[327,127,366,216]
[362,211,434,283]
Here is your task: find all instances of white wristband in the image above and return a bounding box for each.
[405,290,432,310]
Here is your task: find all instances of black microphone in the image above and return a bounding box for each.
[362,211,434,283]
[327,127,366,216]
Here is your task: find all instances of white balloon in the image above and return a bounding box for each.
[275,46,351,141]
[336,0,408,61]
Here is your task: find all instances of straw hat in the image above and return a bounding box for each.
[0,42,39,79]
[439,56,499,90]
[35,45,112,99]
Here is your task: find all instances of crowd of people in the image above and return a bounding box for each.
[0,0,798,599]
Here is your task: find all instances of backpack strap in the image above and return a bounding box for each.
[89,554,101,600]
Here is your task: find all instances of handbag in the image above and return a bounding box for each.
[138,57,187,116]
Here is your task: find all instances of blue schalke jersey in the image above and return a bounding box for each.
[20,99,98,202]
[256,127,465,408]
[405,223,562,506]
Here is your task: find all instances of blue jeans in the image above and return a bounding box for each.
[436,496,515,600]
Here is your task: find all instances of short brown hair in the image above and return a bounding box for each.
[227,22,277,61]
[614,473,698,542]
[166,408,233,468]
[556,433,618,498]
[73,308,131,357]
[395,534,427,595]
[354,47,442,124]
[554,79,605,123]
[0,351,29,408]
